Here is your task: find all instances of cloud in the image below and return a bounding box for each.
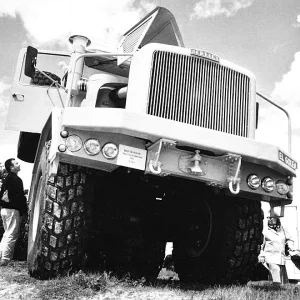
[272,43,287,54]
[140,0,157,12]
[0,79,11,125]
[271,52,300,125]
[0,0,154,50]
[0,0,17,17]
[294,14,300,28]
[0,81,10,94]
[191,0,254,19]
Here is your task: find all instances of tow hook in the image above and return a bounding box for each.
[229,180,240,194]
[189,150,203,174]
[147,139,176,175]
[227,155,242,195]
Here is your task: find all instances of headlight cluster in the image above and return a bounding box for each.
[247,174,290,195]
[59,131,119,159]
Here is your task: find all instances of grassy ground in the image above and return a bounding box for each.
[0,261,300,300]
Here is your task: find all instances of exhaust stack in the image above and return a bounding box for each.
[67,35,91,104]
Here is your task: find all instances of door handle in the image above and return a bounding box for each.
[12,93,24,101]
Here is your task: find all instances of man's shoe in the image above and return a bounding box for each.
[0,259,9,266]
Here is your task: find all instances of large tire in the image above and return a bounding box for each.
[27,143,91,279]
[173,195,264,284]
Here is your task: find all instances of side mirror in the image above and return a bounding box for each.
[24,46,38,78]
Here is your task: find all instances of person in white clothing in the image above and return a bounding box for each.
[258,212,295,285]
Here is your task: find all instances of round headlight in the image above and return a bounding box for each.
[84,139,101,156]
[102,143,118,159]
[66,135,82,152]
[276,180,289,195]
[262,177,274,193]
[247,174,260,190]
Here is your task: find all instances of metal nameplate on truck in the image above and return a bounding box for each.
[278,150,297,170]
[190,49,220,63]
[117,145,147,171]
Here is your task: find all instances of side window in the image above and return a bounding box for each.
[19,52,70,85]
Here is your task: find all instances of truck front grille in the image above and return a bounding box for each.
[147,51,250,137]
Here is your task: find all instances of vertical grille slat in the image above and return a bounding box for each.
[192,58,199,126]
[148,51,251,137]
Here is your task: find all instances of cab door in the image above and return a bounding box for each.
[5,49,70,133]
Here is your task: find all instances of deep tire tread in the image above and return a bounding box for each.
[29,151,90,279]
[173,197,264,284]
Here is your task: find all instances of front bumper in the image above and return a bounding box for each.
[61,108,296,177]
[45,107,296,205]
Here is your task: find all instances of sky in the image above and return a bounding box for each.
[0,0,299,203]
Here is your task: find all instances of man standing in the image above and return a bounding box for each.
[0,158,27,265]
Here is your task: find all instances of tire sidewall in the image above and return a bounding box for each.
[27,147,48,272]
[173,196,263,284]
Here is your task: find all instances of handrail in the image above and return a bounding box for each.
[66,52,133,107]
[256,92,292,155]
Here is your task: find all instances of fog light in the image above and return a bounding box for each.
[66,135,82,152]
[247,174,260,190]
[102,143,118,159]
[58,144,67,152]
[60,130,69,138]
[262,177,274,193]
[84,139,101,156]
[276,180,289,195]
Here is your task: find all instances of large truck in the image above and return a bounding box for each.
[5,7,297,283]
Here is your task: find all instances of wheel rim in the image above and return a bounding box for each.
[32,175,43,242]
[186,202,212,258]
